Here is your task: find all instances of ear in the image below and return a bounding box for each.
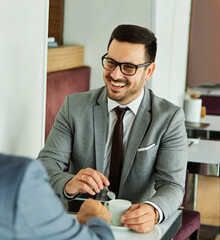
[144,62,155,81]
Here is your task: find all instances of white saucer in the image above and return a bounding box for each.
[110,225,130,231]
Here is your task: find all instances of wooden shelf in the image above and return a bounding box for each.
[47,45,84,73]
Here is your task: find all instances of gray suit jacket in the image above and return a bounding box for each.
[0,153,114,240]
[39,86,187,220]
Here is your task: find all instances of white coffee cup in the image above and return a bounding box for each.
[104,199,131,226]
[184,98,202,123]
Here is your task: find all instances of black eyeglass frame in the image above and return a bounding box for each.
[101,53,151,76]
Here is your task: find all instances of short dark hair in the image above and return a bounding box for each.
[107,24,157,62]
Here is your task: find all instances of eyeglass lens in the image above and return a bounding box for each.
[103,58,136,76]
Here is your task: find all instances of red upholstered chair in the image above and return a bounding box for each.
[45,66,90,141]
[174,170,201,240]
[187,162,208,175]
[200,95,220,115]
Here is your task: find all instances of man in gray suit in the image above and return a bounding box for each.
[38,24,187,233]
[0,153,114,240]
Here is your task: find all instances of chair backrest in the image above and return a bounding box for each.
[187,162,208,175]
[201,95,220,115]
[45,66,90,141]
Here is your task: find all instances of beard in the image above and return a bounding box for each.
[104,71,146,105]
[105,75,128,102]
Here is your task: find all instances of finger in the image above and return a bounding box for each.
[81,174,86,181]
[125,204,151,219]
[84,168,106,189]
[96,171,110,186]
[127,207,145,218]
[124,222,154,234]
[79,198,94,209]
[123,214,150,225]
[121,204,138,222]
[91,170,110,189]
[80,174,101,193]
[124,206,144,220]
[78,181,96,195]
[125,204,139,213]
[77,169,100,191]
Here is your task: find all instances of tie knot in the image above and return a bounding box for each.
[115,107,129,121]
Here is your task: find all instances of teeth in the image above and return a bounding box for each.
[111,81,126,87]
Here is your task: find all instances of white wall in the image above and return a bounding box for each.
[64,0,191,107]
[0,0,49,158]
[151,0,192,107]
[63,0,153,90]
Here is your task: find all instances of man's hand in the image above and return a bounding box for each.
[65,168,110,196]
[120,203,155,233]
[77,199,111,224]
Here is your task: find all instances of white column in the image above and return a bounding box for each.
[151,0,192,107]
[0,0,49,158]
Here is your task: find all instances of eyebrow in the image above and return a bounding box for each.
[106,56,137,66]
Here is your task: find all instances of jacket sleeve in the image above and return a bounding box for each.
[38,96,75,205]
[148,108,188,220]
[15,160,114,240]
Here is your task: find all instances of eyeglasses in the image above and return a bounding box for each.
[101,53,151,76]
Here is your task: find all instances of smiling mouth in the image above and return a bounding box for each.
[111,80,126,87]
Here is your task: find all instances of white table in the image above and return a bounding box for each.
[188,139,220,176]
[69,210,182,240]
[188,139,220,165]
[186,115,220,140]
[200,115,220,132]
[186,114,220,176]
[187,139,220,209]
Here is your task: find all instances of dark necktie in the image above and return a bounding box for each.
[109,107,128,198]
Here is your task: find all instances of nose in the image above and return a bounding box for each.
[111,65,123,79]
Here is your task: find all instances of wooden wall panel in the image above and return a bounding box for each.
[196,175,220,226]
[186,0,220,88]
[48,0,64,45]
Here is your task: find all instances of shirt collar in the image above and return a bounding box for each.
[107,89,144,115]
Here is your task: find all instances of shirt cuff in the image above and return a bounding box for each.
[144,201,163,224]
[63,189,81,200]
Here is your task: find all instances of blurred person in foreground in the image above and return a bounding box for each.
[0,153,114,240]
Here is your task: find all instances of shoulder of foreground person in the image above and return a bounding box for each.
[15,159,114,240]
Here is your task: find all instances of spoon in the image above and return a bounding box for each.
[105,186,116,200]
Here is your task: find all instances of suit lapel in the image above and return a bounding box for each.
[119,88,152,192]
[94,88,108,173]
